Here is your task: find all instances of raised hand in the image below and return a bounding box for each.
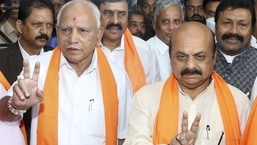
[11,60,43,111]
[170,111,201,145]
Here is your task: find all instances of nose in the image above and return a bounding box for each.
[68,30,78,43]
[40,25,47,34]
[111,12,119,24]
[229,23,239,34]
[185,57,197,69]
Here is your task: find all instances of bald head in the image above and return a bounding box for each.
[171,22,216,56]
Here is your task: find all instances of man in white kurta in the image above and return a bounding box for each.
[123,80,250,145]
[124,21,251,145]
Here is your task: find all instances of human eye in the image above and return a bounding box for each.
[46,23,54,28]
[78,28,90,37]
[118,11,127,18]
[174,19,182,25]
[129,22,137,28]
[32,22,42,28]
[196,54,205,60]
[187,5,194,11]
[161,19,169,25]
[103,10,113,18]
[177,54,186,61]
[60,27,71,35]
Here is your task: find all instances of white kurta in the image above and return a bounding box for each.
[124,79,250,145]
[147,35,171,80]
[101,34,161,86]
[7,50,133,145]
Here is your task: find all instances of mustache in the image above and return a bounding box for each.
[106,23,122,30]
[181,68,202,76]
[35,34,49,40]
[222,33,244,42]
[191,14,206,24]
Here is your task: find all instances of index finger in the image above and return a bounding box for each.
[23,60,30,79]
[181,111,189,133]
[32,61,40,81]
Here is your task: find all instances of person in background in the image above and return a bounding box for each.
[123,21,250,145]
[47,0,69,48]
[128,11,146,40]
[0,0,20,45]
[147,0,184,80]
[204,0,219,33]
[93,0,161,94]
[214,0,257,99]
[0,0,132,145]
[136,0,157,40]
[184,0,206,24]
[0,0,54,143]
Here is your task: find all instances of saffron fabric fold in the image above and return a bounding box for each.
[0,71,10,90]
[240,97,257,145]
[124,28,146,93]
[37,47,118,145]
[153,71,240,145]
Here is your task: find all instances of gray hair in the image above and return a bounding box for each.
[56,0,101,28]
[153,0,185,22]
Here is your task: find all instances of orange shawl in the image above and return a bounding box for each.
[0,71,10,90]
[124,28,146,93]
[153,71,240,145]
[240,97,257,145]
[37,47,118,145]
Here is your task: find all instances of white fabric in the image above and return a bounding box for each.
[7,50,133,145]
[124,79,250,145]
[251,76,257,103]
[147,35,171,80]
[101,34,161,86]
[18,38,45,59]
[0,84,25,145]
[0,83,6,97]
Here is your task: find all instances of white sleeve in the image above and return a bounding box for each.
[251,77,257,103]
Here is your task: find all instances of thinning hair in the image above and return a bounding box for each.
[56,0,101,28]
[153,0,185,21]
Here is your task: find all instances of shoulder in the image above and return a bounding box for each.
[227,84,251,109]
[134,81,165,100]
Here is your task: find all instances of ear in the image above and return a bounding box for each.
[16,20,23,34]
[152,20,156,31]
[96,26,104,45]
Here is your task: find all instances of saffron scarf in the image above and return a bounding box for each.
[0,71,10,90]
[124,28,146,93]
[240,97,257,145]
[153,71,240,145]
[37,47,118,145]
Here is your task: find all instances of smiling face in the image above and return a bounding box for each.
[216,8,252,55]
[171,22,215,90]
[153,5,183,45]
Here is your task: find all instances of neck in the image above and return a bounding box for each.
[102,38,121,51]
[20,39,42,55]
[180,77,212,100]
[67,55,93,77]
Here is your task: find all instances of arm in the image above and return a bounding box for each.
[0,60,43,121]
